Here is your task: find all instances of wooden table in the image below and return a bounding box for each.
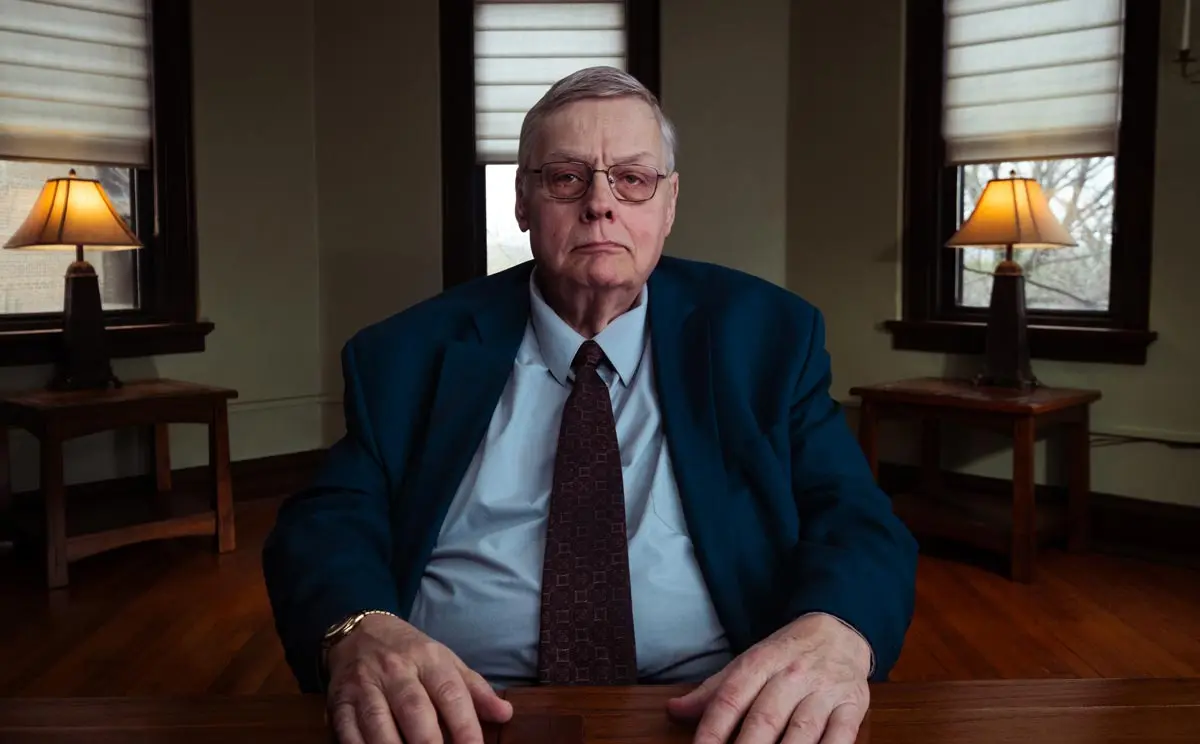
[848,377,1101,582]
[0,379,238,589]
[1,679,1197,743]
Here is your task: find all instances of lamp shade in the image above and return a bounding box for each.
[947,173,1076,250]
[2,169,141,252]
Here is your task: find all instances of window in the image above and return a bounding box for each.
[890,0,1161,364]
[0,0,208,367]
[957,157,1115,312]
[439,0,661,288]
[0,161,137,314]
[485,162,530,274]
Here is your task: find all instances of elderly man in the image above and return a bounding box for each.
[263,66,917,744]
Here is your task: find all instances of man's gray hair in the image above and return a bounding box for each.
[517,66,678,173]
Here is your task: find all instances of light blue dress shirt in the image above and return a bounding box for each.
[407,274,733,687]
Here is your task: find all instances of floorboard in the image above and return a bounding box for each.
[1,497,1197,696]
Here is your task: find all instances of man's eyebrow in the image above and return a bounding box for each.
[544,150,591,163]
[611,151,658,166]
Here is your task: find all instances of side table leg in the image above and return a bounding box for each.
[42,436,68,589]
[920,417,942,497]
[1067,408,1091,553]
[210,403,235,553]
[858,401,879,481]
[152,423,172,515]
[0,426,11,514]
[1011,416,1036,583]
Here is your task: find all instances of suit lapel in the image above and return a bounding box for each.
[397,268,532,612]
[648,264,749,647]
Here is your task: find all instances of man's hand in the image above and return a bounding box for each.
[665,614,871,744]
[325,614,513,744]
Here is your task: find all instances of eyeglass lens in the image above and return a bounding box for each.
[540,162,660,202]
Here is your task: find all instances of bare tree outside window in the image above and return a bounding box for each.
[958,157,1115,312]
[486,164,533,275]
[0,160,138,315]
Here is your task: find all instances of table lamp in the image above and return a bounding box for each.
[947,170,1075,391]
[2,169,142,391]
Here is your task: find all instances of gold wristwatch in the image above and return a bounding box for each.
[321,610,398,667]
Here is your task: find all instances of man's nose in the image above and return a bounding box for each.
[582,170,617,221]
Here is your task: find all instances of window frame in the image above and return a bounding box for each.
[439,0,662,289]
[0,0,210,368]
[887,0,1162,365]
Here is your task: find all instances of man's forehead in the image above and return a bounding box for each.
[534,97,663,164]
[545,149,658,166]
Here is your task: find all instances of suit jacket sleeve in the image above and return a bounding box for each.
[261,338,402,693]
[783,308,918,682]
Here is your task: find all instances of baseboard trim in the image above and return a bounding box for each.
[877,462,1200,568]
[5,449,326,512]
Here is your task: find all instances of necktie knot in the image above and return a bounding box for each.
[572,340,607,374]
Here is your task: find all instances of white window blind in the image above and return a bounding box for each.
[0,0,152,167]
[943,0,1125,164]
[474,1,626,164]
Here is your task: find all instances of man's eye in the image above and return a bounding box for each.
[621,173,647,186]
[553,172,582,184]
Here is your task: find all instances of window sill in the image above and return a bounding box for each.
[883,320,1157,365]
[0,321,214,368]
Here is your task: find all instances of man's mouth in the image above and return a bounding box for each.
[575,241,625,251]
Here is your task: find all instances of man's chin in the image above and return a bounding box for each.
[573,261,639,290]
[537,251,649,293]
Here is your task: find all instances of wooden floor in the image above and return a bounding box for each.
[1,497,1198,696]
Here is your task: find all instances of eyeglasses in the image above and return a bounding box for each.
[527,161,667,203]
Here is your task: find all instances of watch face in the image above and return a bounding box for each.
[325,616,353,642]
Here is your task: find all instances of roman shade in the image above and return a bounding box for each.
[943,0,1125,164]
[0,0,152,167]
[474,1,626,164]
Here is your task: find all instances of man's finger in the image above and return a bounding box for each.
[330,702,367,744]
[356,685,404,744]
[816,703,865,744]
[778,689,842,744]
[733,669,813,744]
[456,662,513,723]
[690,668,771,744]
[384,676,441,744]
[420,662,486,744]
[666,666,730,720]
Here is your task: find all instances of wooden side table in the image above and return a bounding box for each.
[848,377,1101,582]
[0,379,238,589]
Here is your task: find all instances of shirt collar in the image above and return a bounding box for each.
[528,270,648,389]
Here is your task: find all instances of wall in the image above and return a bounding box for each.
[0,0,325,493]
[312,0,445,442]
[787,0,1200,507]
[659,0,792,286]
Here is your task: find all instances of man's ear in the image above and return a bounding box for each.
[515,171,530,232]
[663,171,679,237]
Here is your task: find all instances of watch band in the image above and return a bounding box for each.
[320,609,399,678]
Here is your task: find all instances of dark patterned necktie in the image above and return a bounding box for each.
[537,340,637,685]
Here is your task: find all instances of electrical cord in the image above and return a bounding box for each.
[1089,433,1200,450]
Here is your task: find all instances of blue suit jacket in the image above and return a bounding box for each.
[262,256,918,693]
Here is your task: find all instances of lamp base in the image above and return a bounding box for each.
[51,259,121,392]
[973,257,1038,391]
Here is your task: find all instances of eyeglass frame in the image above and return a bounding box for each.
[523,160,669,203]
